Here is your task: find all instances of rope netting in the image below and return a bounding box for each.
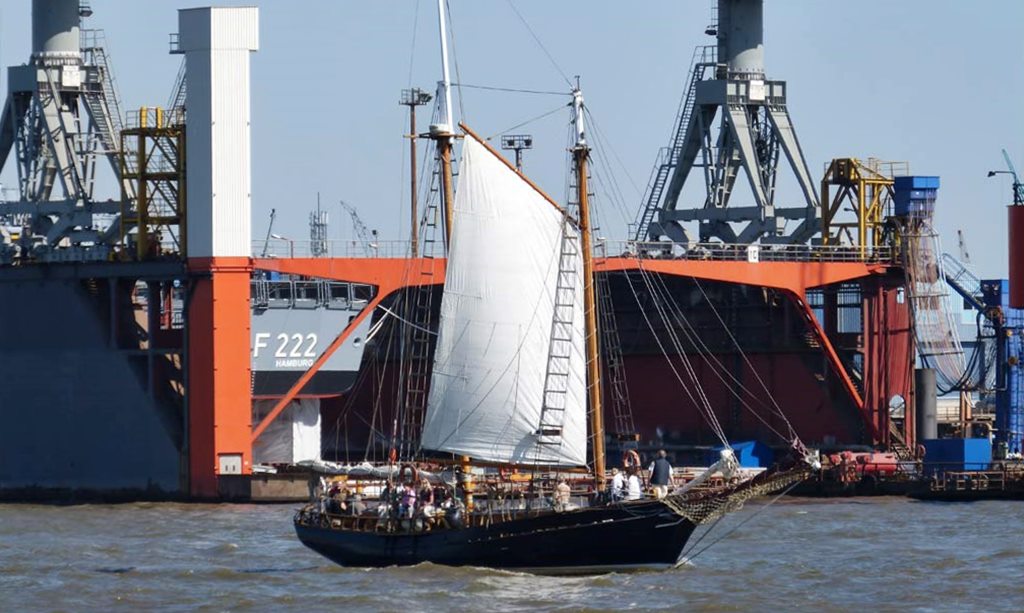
[662,463,812,525]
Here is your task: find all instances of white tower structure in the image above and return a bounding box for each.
[636,0,821,245]
[0,0,129,262]
[176,6,259,259]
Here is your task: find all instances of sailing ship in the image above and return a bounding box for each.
[292,0,817,572]
[293,90,815,571]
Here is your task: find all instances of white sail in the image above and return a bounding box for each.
[420,135,588,467]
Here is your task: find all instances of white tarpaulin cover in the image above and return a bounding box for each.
[252,398,321,464]
[420,135,587,466]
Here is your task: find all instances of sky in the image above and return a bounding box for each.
[1,0,1021,276]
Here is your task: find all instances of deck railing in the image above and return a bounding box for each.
[598,241,894,263]
[253,238,895,264]
[253,238,416,259]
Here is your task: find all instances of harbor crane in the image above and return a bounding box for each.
[988,148,1024,205]
[259,208,276,258]
[339,200,377,256]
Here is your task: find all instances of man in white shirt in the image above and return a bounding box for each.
[626,470,642,500]
[610,468,624,501]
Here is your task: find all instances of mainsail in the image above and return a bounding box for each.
[420,135,588,466]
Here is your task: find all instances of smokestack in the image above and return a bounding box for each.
[915,368,938,441]
[1009,205,1024,308]
[31,0,80,63]
[717,0,764,79]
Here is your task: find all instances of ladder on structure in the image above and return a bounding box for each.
[166,58,188,118]
[942,252,983,309]
[596,270,637,446]
[536,222,580,450]
[396,141,450,457]
[80,29,125,158]
[633,45,716,240]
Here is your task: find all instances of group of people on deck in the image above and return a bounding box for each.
[322,448,673,524]
[379,477,464,529]
[609,449,673,502]
[324,483,367,516]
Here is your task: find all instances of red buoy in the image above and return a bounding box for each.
[1010,205,1024,308]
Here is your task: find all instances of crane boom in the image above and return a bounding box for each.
[260,208,276,258]
[1002,148,1024,205]
[339,200,375,254]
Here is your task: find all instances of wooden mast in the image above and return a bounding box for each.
[572,88,606,492]
[434,0,456,249]
[439,138,455,246]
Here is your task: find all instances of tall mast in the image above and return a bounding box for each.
[434,0,455,245]
[572,87,606,491]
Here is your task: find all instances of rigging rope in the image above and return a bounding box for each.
[502,0,574,88]
[406,0,421,86]
[633,266,731,446]
[485,104,568,141]
[644,271,797,443]
[450,82,568,97]
[444,0,467,124]
[621,263,730,448]
[681,480,802,563]
[687,277,798,441]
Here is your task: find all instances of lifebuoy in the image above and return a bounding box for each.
[398,463,419,485]
[622,449,641,469]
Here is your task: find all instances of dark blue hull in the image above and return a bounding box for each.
[294,500,696,573]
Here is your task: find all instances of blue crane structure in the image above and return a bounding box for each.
[943,263,1023,459]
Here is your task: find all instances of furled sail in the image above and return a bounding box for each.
[420,134,588,466]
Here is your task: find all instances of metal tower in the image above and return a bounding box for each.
[0,0,129,262]
[309,195,328,257]
[637,0,820,245]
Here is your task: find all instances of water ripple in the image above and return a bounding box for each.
[1,499,1022,612]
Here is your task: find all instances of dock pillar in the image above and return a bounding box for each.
[178,6,259,498]
[915,368,938,441]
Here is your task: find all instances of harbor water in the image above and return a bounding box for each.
[1,498,1022,612]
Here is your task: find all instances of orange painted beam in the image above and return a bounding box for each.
[187,256,253,499]
[595,256,886,443]
[596,257,892,294]
[253,257,444,288]
[251,291,387,442]
[247,258,442,442]
[791,294,880,442]
[248,256,444,438]
[257,255,889,295]
[251,254,894,446]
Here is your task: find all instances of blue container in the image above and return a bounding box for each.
[921,438,991,475]
[894,176,940,190]
[893,176,940,216]
[708,441,774,468]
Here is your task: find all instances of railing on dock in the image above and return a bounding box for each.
[599,241,894,264]
[253,238,895,264]
[254,238,415,259]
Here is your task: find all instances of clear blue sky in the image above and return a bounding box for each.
[1,1,1021,276]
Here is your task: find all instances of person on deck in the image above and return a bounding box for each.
[648,449,672,499]
[610,468,624,502]
[400,483,417,518]
[626,469,642,501]
[418,478,435,519]
[554,478,571,511]
[348,492,366,516]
